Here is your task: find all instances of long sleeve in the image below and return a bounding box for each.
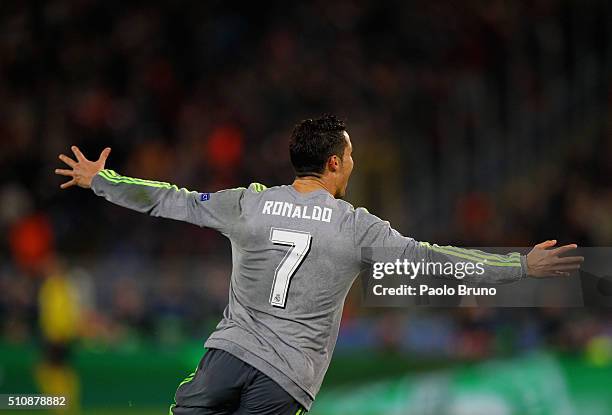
[91,169,245,235]
[354,207,527,284]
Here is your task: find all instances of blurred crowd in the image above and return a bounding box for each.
[1,0,612,359]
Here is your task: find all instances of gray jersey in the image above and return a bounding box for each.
[91,169,527,410]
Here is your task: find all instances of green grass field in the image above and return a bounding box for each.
[2,342,611,415]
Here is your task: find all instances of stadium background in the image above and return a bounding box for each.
[1,1,612,414]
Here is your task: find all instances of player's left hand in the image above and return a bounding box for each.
[55,146,111,189]
[526,240,584,277]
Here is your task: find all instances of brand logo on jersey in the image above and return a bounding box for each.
[200,193,210,202]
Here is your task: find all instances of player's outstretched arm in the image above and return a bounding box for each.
[415,239,583,282]
[354,207,583,284]
[55,146,243,233]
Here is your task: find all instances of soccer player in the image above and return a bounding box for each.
[55,115,583,414]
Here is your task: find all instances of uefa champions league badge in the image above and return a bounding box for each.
[200,193,210,202]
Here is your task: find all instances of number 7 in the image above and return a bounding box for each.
[269,228,312,308]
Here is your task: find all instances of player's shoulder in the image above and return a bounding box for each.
[215,182,270,196]
[206,183,268,204]
[333,199,387,230]
[240,182,284,199]
[246,182,269,193]
[334,198,358,215]
[245,182,313,195]
[335,199,375,218]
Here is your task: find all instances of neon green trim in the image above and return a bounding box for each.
[423,243,521,266]
[98,169,192,192]
[178,373,195,388]
[419,242,521,267]
[101,171,172,188]
[170,349,207,412]
[295,409,302,415]
[250,182,267,193]
[97,170,116,181]
[441,245,520,263]
[105,169,174,187]
[101,174,172,189]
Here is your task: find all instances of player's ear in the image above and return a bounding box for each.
[327,155,340,172]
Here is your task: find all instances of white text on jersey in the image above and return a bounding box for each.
[262,201,332,223]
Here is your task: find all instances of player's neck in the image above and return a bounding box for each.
[292,176,335,196]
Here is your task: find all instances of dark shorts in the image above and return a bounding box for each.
[171,348,307,415]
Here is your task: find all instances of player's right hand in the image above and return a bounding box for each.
[55,146,111,189]
[526,240,584,277]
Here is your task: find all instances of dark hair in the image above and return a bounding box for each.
[289,114,347,177]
